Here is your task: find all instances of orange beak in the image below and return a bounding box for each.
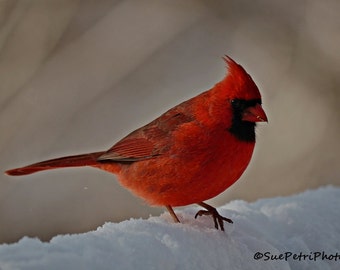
[242,103,268,123]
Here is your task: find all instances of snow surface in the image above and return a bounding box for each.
[0,186,339,270]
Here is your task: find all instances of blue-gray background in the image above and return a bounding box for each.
[1,0,339,243]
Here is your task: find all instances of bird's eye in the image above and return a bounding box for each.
[230,99,241,109]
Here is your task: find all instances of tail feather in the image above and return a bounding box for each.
[5,151,105,176]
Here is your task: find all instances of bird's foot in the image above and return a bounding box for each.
[166,205,181,223]
[195,202,233,231]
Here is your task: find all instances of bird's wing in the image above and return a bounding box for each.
[97,105,195,162]
[97,137,156,162]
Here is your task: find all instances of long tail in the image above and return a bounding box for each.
[5,151,105,176]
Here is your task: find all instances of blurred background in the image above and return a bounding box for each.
[0,0,339,244]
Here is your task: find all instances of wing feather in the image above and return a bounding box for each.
[98,138,155,161]
[97,105,195,162]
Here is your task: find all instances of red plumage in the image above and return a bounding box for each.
[6,56,267,231]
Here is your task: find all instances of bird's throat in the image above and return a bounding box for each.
[228,121,256,142]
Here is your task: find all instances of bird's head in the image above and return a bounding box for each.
[214,56,268,142]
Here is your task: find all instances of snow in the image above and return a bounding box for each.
[0,186,339,270]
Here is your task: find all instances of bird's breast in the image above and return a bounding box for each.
[114,127,255,206]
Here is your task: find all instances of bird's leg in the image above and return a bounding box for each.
[166,205,180,223]
[195,202,233,231]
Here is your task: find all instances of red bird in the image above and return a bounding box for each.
[6,56,267,231]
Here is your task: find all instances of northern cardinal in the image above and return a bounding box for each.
[6,56,267,231]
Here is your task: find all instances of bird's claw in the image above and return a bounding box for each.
[195,206,233,231]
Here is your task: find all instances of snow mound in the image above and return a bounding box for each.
[0,186,339,270]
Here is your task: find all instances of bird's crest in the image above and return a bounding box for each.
[218,55,262,101]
